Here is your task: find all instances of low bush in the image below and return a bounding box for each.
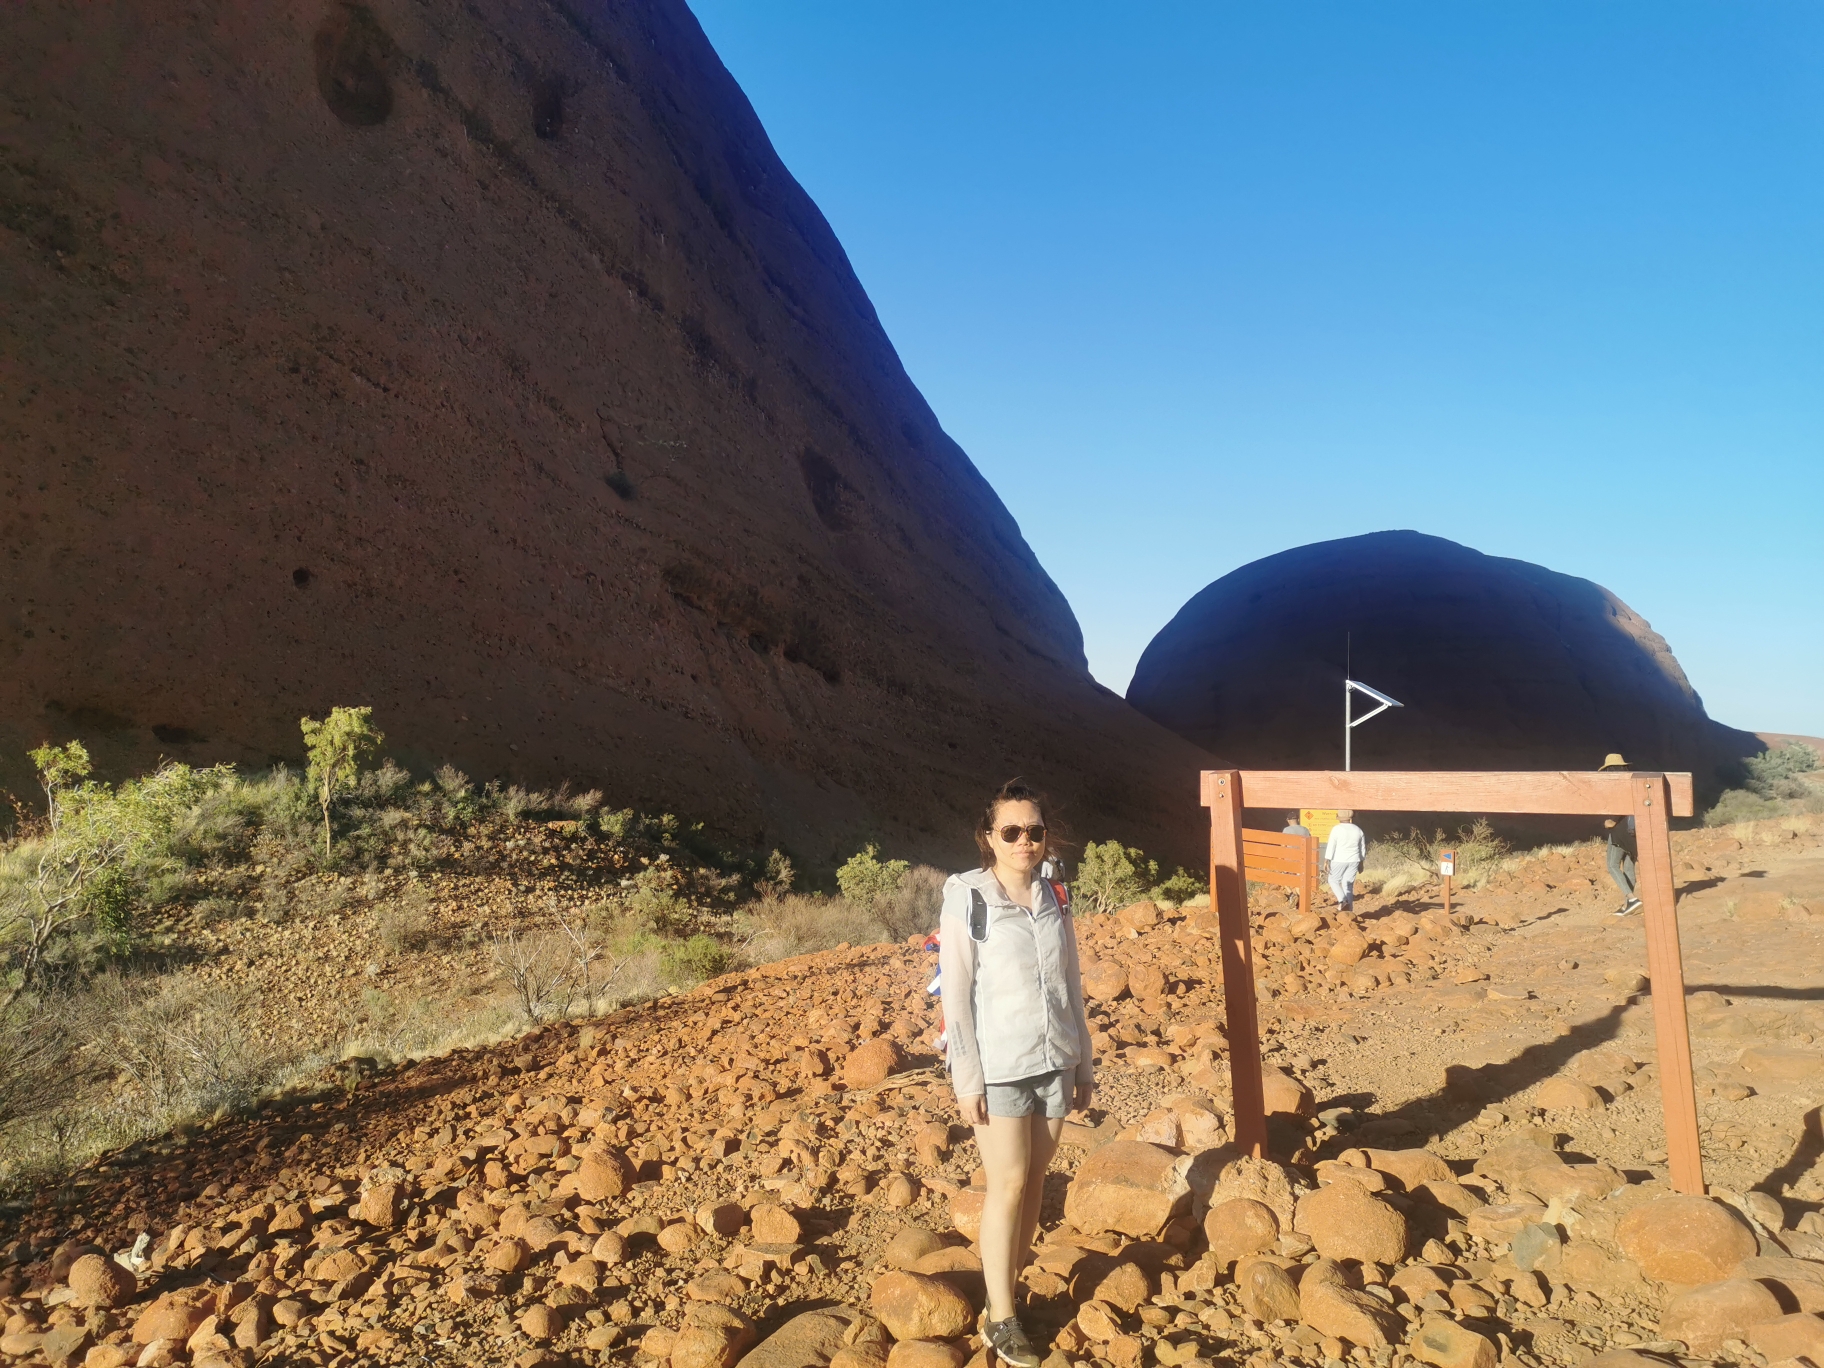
[836,845,911,910]
[1075,840,1158,916]
[1707,744,1824,825]
[1361,819,1509,897]
[738,893,890,962]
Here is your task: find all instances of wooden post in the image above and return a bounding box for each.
[1442,871,1453,919]
[1301,835,1317,919]
[1205,770,1266,1158]
[1633,773,1705,1194]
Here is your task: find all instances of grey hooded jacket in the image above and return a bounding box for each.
[938,867,1095,1099]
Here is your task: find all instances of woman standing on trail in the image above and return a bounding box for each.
[939,780,1095,1368]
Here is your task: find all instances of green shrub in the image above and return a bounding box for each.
[663,933,731,985]
[1150,868,1205,906]
[1075,840,1158,917]
[1365,819,1509,896]
[623,863,692,934]
[837,845,910,910]
[1744,743,1820,799]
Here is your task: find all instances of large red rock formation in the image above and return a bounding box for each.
[0,0,1209,866]
[1128,532,1758,800]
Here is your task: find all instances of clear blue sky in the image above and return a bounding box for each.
[688,2,1824,737]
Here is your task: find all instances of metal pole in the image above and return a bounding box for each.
[1344,681,1352,772]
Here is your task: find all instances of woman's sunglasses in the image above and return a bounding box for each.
[992,824,1047,844]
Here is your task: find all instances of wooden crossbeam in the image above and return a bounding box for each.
[1202,768,1704,1193]
[1228,769,1694,818]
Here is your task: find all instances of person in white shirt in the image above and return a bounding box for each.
[1323,810,1367,913]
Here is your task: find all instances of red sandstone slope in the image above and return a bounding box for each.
[0,0,1210,866]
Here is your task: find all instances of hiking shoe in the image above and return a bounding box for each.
[1616,898,1642,916]
[980,1313,1041,1368]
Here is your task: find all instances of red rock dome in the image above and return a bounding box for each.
[1128,532,1758,799]
[0,0,1209,866]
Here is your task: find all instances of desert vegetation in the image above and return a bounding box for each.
[1705,740,1824,825]
[0,713,1207,1194]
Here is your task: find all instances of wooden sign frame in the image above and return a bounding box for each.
[1202,769,1704,1194]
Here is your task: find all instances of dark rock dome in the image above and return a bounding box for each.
[1128,532,1758,799]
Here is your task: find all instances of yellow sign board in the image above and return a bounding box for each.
[1301,808,1340,844]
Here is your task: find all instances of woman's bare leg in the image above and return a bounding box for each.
[974,1113,1034,1322]
[1016,1115,1064,1271]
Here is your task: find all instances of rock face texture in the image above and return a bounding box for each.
[1128,532,1758,797]
[0,0,1208,864]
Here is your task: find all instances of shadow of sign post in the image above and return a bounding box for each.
[1202,768,1704,1194]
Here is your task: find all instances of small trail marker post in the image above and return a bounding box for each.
[1440,849,1455,918]
[1203,767,1705,1192]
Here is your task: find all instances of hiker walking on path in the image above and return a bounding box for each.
[1324,808,1367,913]
[1283,812,1311,838]
[939,779,1094,1368]
[1600,753,1643,915]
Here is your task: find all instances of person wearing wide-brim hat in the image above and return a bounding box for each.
[1599,754,1642,914]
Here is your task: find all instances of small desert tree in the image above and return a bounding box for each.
[2,743,225,1005]
[1075,840,1159,917]
[300,707,383,857]
[836,844,909,910]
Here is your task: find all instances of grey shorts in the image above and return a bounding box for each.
[985,1069,1072,1119]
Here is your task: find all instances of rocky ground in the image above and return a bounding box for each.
[2,812,1822,1368]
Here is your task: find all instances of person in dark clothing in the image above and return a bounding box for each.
[1599,753,1643,915]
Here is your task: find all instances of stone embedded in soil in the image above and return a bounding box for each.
[1658,1278,1785,1354]
[1076,1299,1124,1342]
[1361,1148,1452,1192]
[1091,1260,1152,1313]
[1739,1045,1824,1080]
[1747,1313,1824,1364]
[737,1307,858,1368]
[1535,1077,1605,1112]
[1081,960,1129,1002]
[358,1177,408,1226]
[521,1304,564,1341]
[699,1202,747,1236]
[1063,1141,1193,1237]
[1204,1198,1280,1268]
[751,1203,804,1245]
[1294,1177,1408,1265]
[844,1037,907,1088]
[1192,1151,1305,1230]
[1411,1315,1498,1368]
[574,1149,636,1201]
[133,1289,214,1345]
[67,1252,136,1308]
[487,1238,533,1273]
[884,1341,966,1368]
[1261,1067,1316,1118]
[1511,1221,1563,1271]
[674,1305,760,1368]
[947,1187,986,1244]
[1298,1258,1402,1348]
[1616,1195,1758,1284]
[1235,1257,1302,1323]
[869,1272,973,1342]
[1117,901,1160,931]
[885,1228,948,1271]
